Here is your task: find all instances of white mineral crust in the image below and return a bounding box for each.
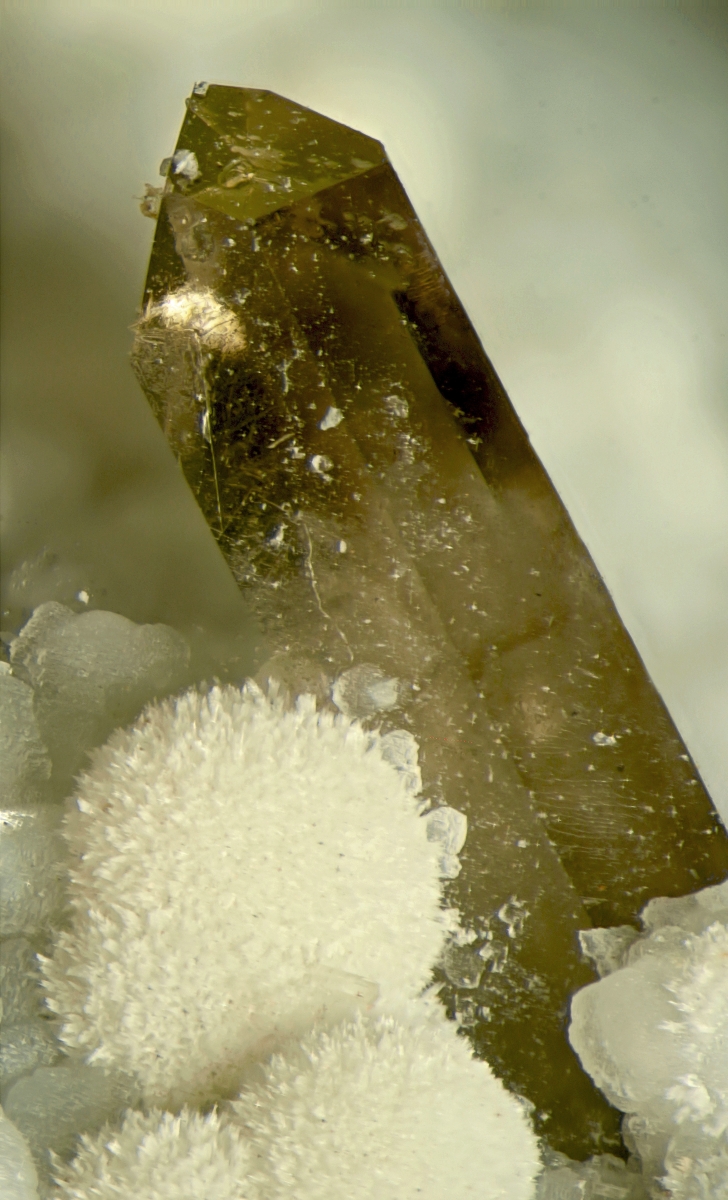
[569,880,728,1199]
[40,683,455,1109]
[49,999,540,1200]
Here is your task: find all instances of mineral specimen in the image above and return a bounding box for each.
[40,684,450,1110]
[9,602,190,791]
[49,1108,251,1200]
[49,999,540,1200]
[132,83,728,1155]
[0,1105,39,1200]
[569,881,728,1198]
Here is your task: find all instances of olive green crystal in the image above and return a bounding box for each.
[132,83,728,1158]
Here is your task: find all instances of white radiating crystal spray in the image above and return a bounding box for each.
[49,1108,251,1200]
[41,683,454,1109]
[49,999,539,1200]
[569,880,728,1199]
[230,997,540,1200]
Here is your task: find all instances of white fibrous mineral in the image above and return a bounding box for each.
[0,807,67,939]
[569,880,728,1200]
[49,1002,539,1199]
[3,1063,139,1181]
[0,1105,39,1200]
[536,1151,648,1199]
[0,670,51,805]
[231,998,540,1200]
[40,683,453,1109]
[9,602,190,785]
[49,1108,252,1200]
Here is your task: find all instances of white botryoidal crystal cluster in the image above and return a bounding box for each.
[50,1108,252,1200]
[569,880,728,1200]
[49,1001,540,1200]
[230,999,540,1200]
[40,682,458,1110]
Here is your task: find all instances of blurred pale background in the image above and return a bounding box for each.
[1,1,727,820]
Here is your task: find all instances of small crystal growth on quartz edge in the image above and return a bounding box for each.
[132,84,728,1156]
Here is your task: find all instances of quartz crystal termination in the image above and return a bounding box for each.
[131,84,728,1158]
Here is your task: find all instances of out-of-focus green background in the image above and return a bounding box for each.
[1,1,727,820]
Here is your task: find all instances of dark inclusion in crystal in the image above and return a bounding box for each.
[132,84,728,1158]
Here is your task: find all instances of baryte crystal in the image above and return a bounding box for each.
[569,882,728,1197]
[536,1152,648,1200]
[0,1106,39,1200]
[0,807,67,939]
[0,939,45,1027]
[132,84,728,1156]
[9,603,190,790]
[0,1022,61,1097]
[0,671,51,806]
[3,1063,139,1186]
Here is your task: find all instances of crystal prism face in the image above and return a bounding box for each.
[132,85,728,1157]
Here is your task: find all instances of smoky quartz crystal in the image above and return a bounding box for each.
[132,84,728,1158]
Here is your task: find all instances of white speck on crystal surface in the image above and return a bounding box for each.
[497,897,530,940]
[319,406,344,430]
[425,806,467,878]
[592,731,618,746]
[332,663,399,718]
[170,149,200,180]
[308,453,333,477]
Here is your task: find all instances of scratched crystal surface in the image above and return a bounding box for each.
[131,84,728,1157]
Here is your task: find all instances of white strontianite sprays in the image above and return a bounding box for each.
[49,1001,540,1200]
[40,682,457,1109]
[50,1108,252,1200]
[231,998,540,1200]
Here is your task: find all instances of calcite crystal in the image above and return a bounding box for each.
[132,84,728,1156]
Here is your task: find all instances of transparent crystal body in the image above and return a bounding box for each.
[131,84,728,1157]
